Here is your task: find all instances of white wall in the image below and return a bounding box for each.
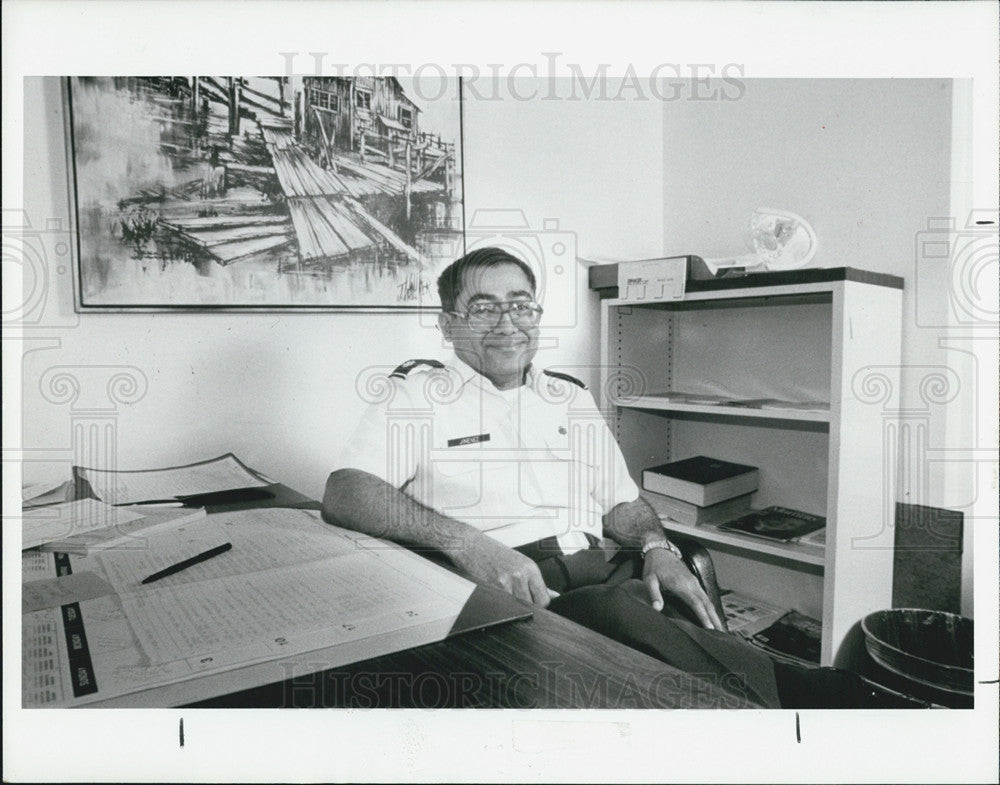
[661,78,975,612]
[19,77,975,613]
[18,77,666,500]
[460,77,666,388]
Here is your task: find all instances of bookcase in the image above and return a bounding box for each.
[593,268,904,666]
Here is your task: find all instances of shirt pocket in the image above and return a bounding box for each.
[427,456,504,514]
[518,426,596,507]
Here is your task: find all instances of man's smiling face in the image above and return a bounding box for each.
[438,262,540,390]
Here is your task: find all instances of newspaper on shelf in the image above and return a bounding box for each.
[720,589,789,638]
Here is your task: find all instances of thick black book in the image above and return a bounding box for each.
[642,490,754,527]
[642,455,758,506]
[717,506,825,542]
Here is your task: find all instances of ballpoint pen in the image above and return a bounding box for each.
[140,542,233,584]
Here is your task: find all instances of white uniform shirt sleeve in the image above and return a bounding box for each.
[578,389,641,512]
[335,381,420,489]
[598,432,642,511]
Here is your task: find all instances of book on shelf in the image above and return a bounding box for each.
[644,390,732,405]
[793,526,826,546]
[641,490,753,527]
[720,590,788,637]
[642,455,759,506]
[759,400,829,412]
[640,393,830,413]
[716,506,825,543]
[726,398,830,413]
[749,610,822,666]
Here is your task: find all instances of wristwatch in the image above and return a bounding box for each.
[641,537,683,560]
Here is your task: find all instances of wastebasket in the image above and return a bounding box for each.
[861,609,974,708]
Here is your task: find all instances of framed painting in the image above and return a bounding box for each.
[65,76,465,311]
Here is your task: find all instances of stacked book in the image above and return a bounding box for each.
[641,455,758,527]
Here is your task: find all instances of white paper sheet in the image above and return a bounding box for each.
[37,506,208,556]
[23,572,117,613]
[22,480,71,505]
[22,508,477,707]
[75,454,267,505]
[22,549,59,581]
[86,507,357,592]
[21,500,147,550]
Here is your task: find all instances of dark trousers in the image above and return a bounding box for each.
[516,538,782,708]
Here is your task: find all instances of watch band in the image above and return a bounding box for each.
[641,538,683,560]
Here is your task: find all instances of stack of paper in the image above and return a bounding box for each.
[22,507,481,708]
[22,481,71,508]
[74,453,268,505]
[22,453,527,708]
[22,499,207,555]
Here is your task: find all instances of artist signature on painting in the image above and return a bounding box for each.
[397,274,431,303]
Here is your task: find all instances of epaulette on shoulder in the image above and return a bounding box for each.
[542,369,587,389]
[390,359,445,380]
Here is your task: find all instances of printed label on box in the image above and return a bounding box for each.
[617,258,687,302]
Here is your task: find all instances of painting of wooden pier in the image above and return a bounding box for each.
[67,76,464,309]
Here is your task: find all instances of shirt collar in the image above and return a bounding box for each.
[446,352,541,395]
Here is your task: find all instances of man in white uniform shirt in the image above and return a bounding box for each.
[343,356,638,552]
[324,247,881,709]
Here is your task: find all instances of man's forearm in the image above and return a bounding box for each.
[322,468,552,605]
[603,497,666,549]
[322,467,484,557]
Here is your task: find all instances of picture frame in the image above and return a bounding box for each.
[65,76,465,312]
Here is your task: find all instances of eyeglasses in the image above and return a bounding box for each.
[447,300,544,330]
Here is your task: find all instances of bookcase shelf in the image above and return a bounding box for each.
[615,397,832,424]
[597,267,903,666]
[660,519,827,567]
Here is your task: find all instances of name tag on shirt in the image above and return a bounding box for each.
[447,433,490,447]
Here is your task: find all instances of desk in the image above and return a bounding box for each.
[27,482,756,709]
[182,485,755,709]
[188,598,748,709]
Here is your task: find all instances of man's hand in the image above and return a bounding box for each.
[642,548,726,630]
[452,533,551,608]
[324,470,551,607]
[604,497,727,631]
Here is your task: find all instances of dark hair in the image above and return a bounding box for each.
[437,247,537,312]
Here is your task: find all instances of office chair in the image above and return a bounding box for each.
[669,534,728,631]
